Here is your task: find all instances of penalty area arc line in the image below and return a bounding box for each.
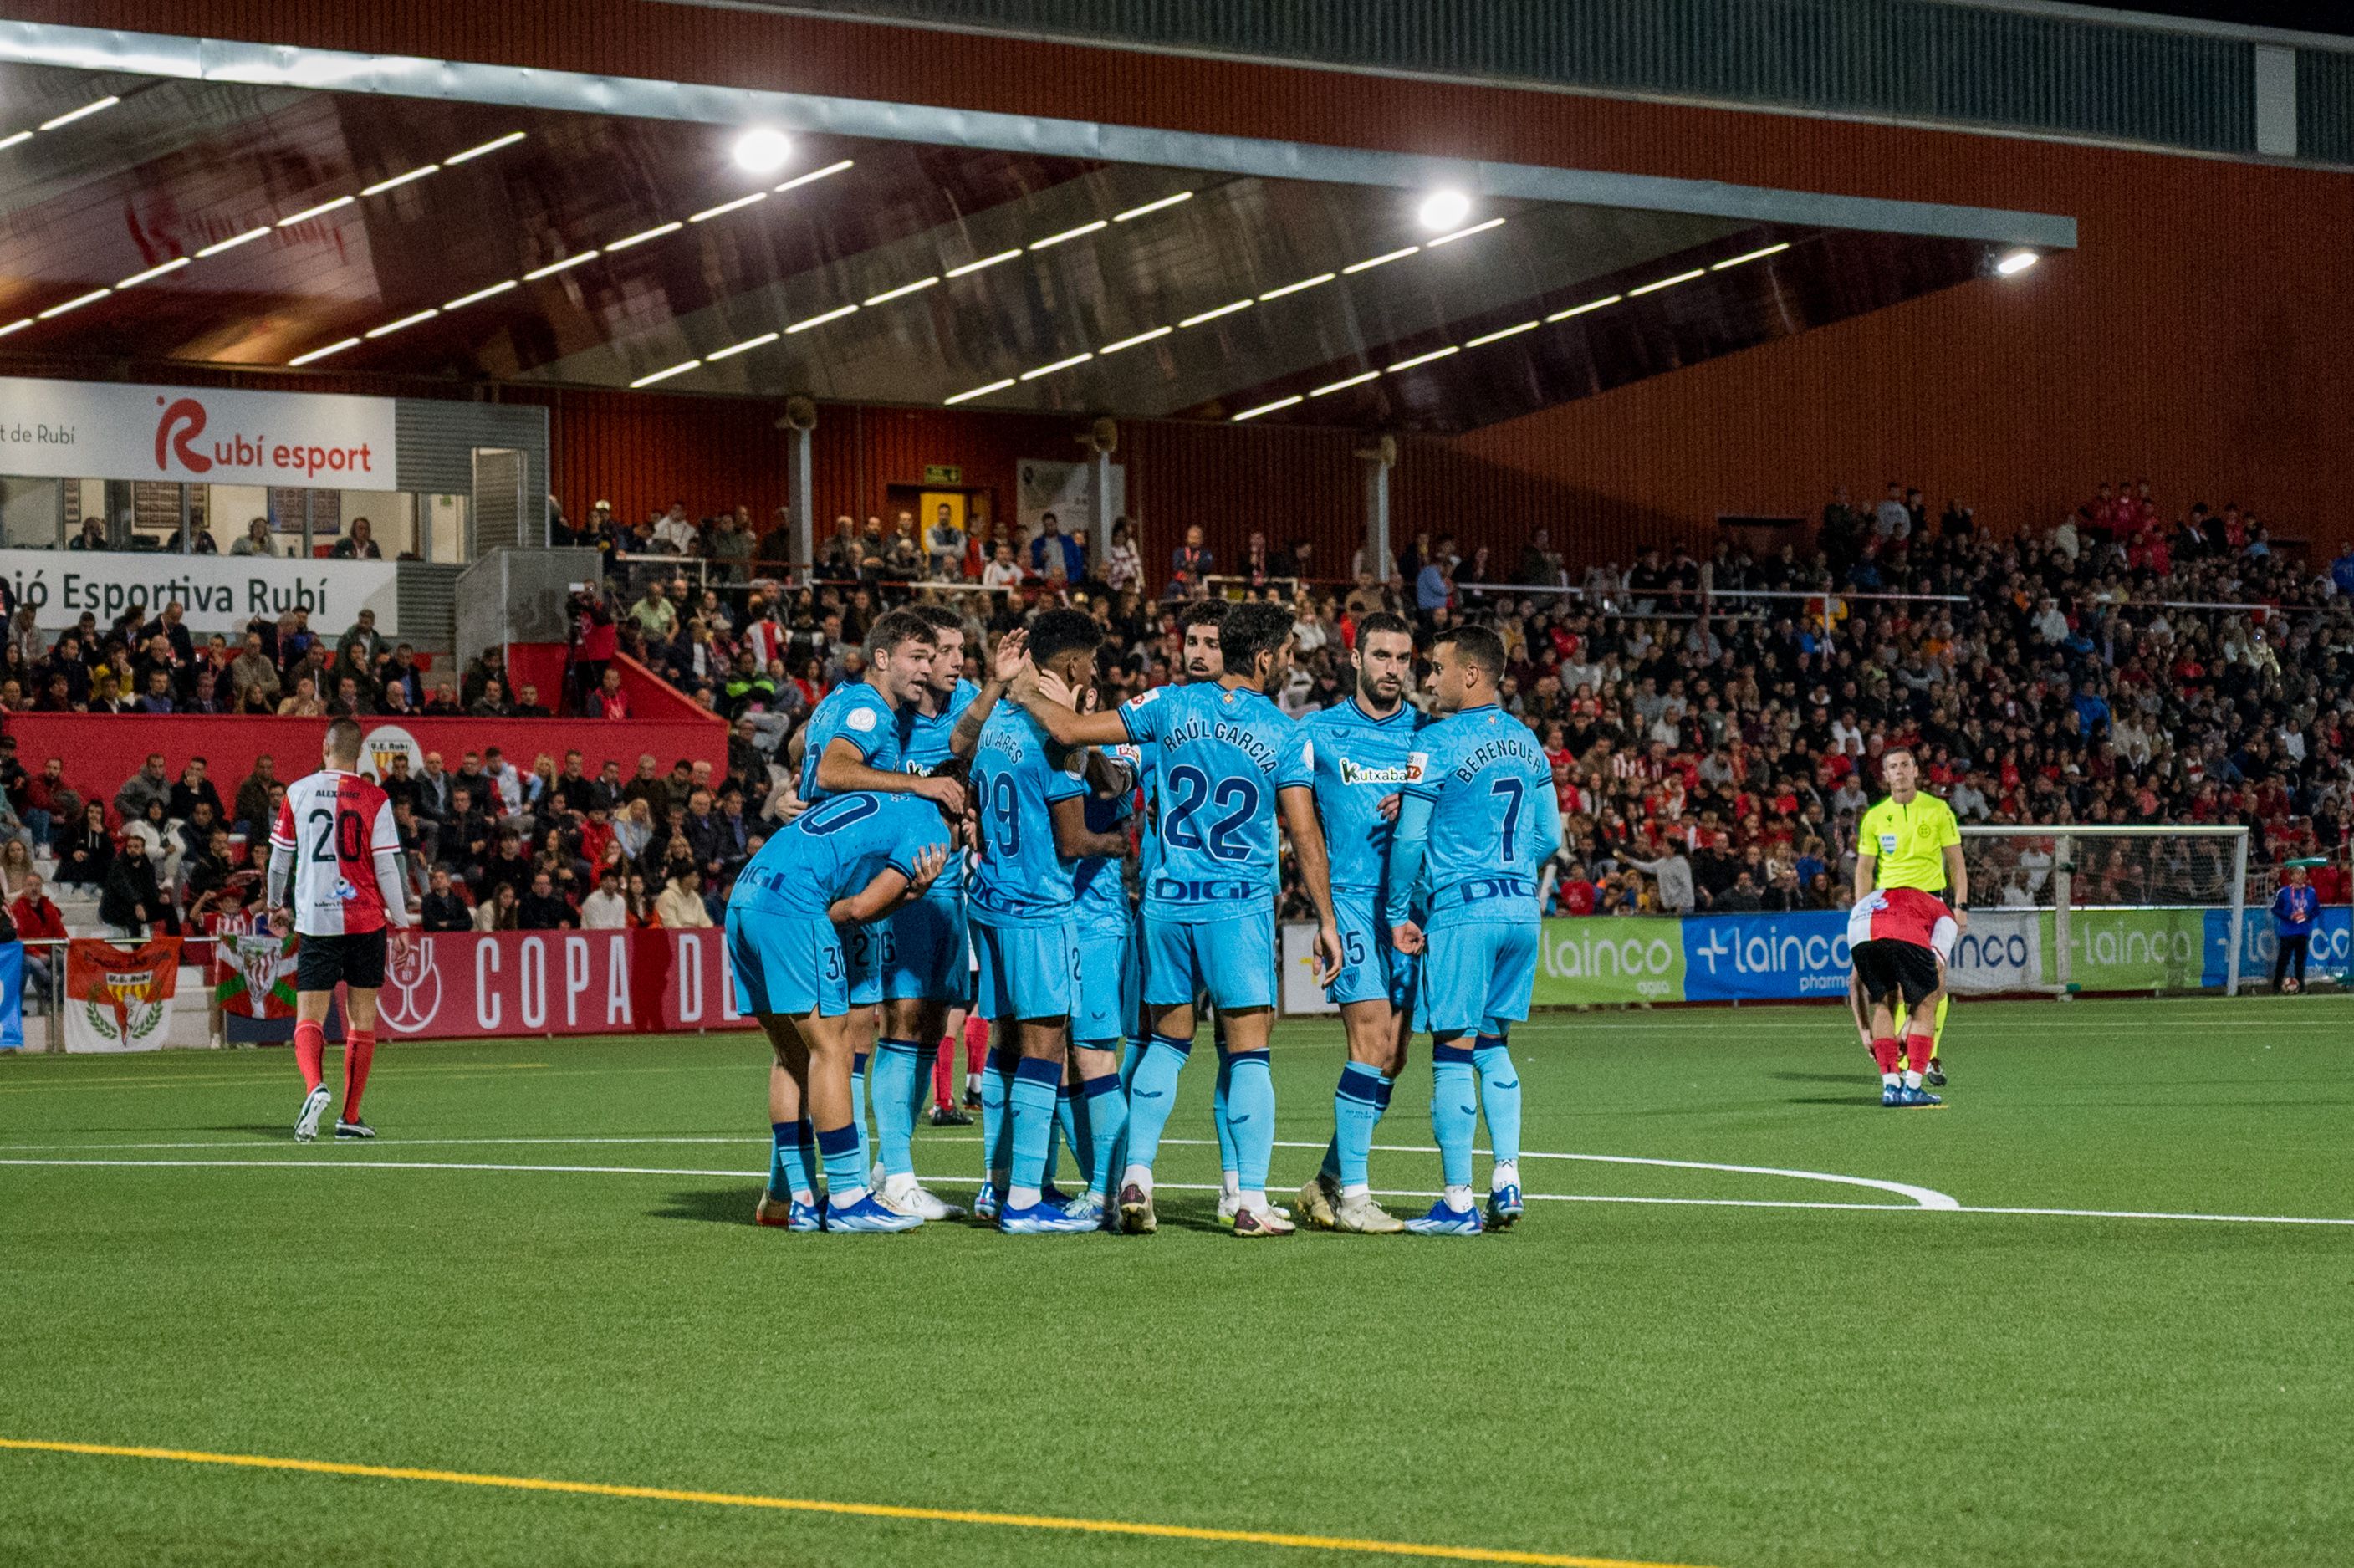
[0,1437,1706,1568]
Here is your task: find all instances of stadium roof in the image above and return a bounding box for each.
[0,23,2074,435]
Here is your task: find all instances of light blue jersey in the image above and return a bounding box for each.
[797,680,906,802]
[968,707,1089,927]
[1388,704,1558,927]
[1302,697,1425,895]
[897,677,978,901]
[1304,697,1426,1009]
[733,791,948,917]
[726,792,950,1019]
[1116,681,1310,923]
[1072,752,1138,940]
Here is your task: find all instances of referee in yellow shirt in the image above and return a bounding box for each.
[1849,748,1968,1084]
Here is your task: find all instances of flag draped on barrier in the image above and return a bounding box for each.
[64,939,181,1053]
[212,932,301,1044]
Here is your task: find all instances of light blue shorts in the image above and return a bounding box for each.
[1417,919,1538,1038]
[1071,927,1139,1045]
[970,918,1079,1023]
[725,906,848,1019]
[1330,896,1418,1011]
[1141,907,1276,1012]
[884,894,972,1005]
[842,919,890,1007]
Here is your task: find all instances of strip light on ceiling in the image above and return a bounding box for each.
[774,159,853,193]
[785,303,859,334]
[945,378,1016,406]
[1464,319,1539,347]
[1711,242,1790,270]
[444,130,526,166]
[1098,325,1172,354]
[947,210,1509,406]
[277,195,355,227]
[1113,191,1193,222]
[1231,395,1302,422]
[945,249,1020,278]
[1309,370,1379,398]
[1030,220,1107,251]
[13,127,527,345]
[687,192,766,223]
[444,279,518,309]
[0,131,32,152]
[630,360,702,388]
[36,289,110,320]
[37,95,119,132]
[1545,294,1621,322]
[115,258,191,289]
[288,337,360,366]
[706,331,779,361]
[864,277,938,305]
[1019,352,1095,381]
[1626,268,1704,297]
[607,221,683,252]
[364,308,440,339]
[522,251,600,281]
[0,318,31,339]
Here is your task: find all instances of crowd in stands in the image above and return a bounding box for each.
[6,475,2350,960]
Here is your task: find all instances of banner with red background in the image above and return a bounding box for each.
[371,928,747,1041]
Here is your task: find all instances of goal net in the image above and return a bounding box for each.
[1951,825,2252,996]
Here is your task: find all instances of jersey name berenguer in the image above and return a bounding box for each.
[269,770,404,936]
[1116,682,1310,921]
[1397,708,1555,924]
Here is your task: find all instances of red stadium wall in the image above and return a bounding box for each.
[20,0,2354,572]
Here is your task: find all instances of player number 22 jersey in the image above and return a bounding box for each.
[269,770,403,936]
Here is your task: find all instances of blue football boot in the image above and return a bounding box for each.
[824,1191,924,1233]
[998,1198,1100,1234]
[1403,1198,1483,1237]
[753,1191,823,1232]
[1485,1182,1524,1230]
[1880,1083,1903,1107]
[1897,1085,1943,1108]
[972,1180,1000,1223]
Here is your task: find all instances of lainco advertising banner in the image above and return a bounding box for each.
[0,375,399,488]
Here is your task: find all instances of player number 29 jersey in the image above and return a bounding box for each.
[269,770,402,936]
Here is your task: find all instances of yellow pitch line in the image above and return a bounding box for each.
[0,1438,1705,1568]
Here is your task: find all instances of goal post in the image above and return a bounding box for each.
[1954,825,2252,997]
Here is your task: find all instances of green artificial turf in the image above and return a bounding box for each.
[2,997,2350,1568]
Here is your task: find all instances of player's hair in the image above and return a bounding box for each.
[864,608,937,657]
[324,717,362,764]
[1433,624,1505,681]
[1177,599,1229,632]
[1026,608,1103,669]
[1882,745,1917,764]
[910,603,965,639]
[1356,610,1413,646]
[1219,600,1295,676]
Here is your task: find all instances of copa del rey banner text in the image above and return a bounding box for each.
[0,375,399,488]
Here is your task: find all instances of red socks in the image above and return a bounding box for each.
[1870,1035,1902,1075]
[342,1029,376,1122]
[932,1034,956,1111]
[963,1013,988,1075]
[294,1019,326,1093]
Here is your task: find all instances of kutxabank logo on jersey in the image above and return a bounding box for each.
[1336,758,1413,787]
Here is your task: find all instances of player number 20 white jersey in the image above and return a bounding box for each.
[268,769,405,936]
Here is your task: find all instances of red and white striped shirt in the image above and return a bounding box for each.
[268,770,410,936]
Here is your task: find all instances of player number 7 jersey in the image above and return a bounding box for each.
[269,770,401,936]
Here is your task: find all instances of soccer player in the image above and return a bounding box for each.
[730,789,952,1231]
[1852,746,1967,1106]
[795,609,967,1173]
[867,606,1024,1219]
[968,610,1131,1234]
[1064,738,1141,1225]
[1014,600,1344,1238]
[1386,626,1558,1235]
[266,718,415,1142]
[1846,885,1952,1108]
[1296,611,1423,1233]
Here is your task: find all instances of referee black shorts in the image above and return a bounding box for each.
[294,929,388,993]
[1851,937,1941,1010]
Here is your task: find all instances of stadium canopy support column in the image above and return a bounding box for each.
[2226,828,2249,995]
[792,421,814,571]
[1362,447,1392,581]
[1090,448,1112,575]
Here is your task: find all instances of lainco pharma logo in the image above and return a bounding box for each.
[154,396,211,474]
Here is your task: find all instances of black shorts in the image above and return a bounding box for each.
[295,929,387,992]
[1852,938,1941,1009]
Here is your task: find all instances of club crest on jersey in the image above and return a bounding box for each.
[1337,758,1413,787]
[846,706,878,733]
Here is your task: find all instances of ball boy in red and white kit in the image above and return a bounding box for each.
[268,718,415,1142]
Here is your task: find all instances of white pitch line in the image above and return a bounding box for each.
[3,1157,2350,1227]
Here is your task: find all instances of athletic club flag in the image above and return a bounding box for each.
[214,932,299,1019]
[65,938,182,1054]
